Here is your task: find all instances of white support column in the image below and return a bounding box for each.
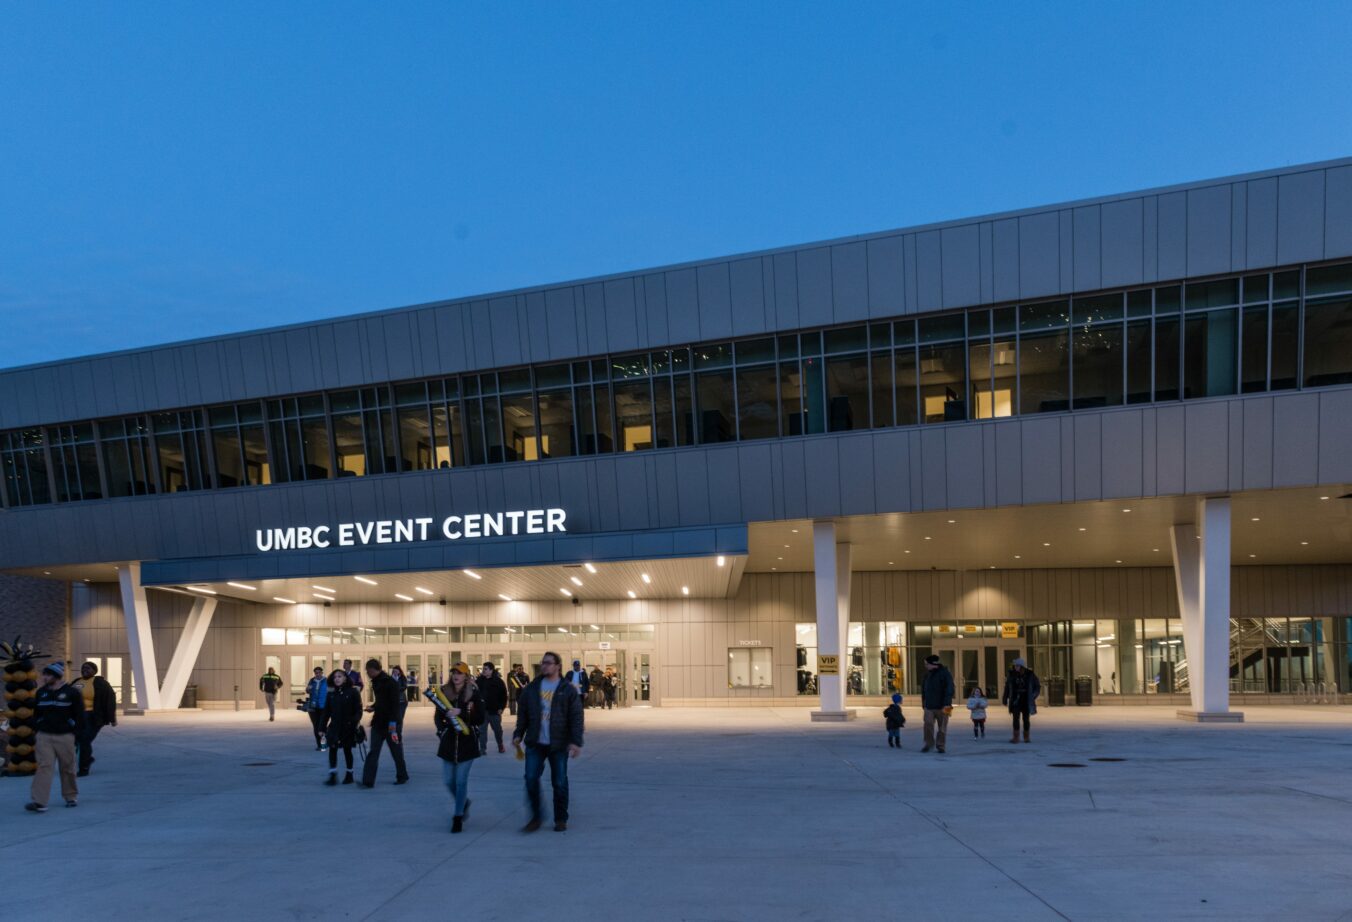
[811,521,856,721]
[118,562,162,712]
[160,595,217,709]
[1171,497,1242,723]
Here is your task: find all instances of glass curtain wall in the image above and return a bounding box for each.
[9,263,1352,507]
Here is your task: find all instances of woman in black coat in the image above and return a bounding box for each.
[323,668,363,785]
[434,664,485,833]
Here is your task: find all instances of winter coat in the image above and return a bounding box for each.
[565,668,591,697]
[369,672,402,726]
[513,676,585,753]
[76,675,117,728]
[323,684,363,747]
[1002,669,1041,715]
[305,676,328,712]
[477,673,508,712]
[435,686,485,763]
[34,683,86,736]
[919,665,956,710]
[966,694,988,721]
[883,703,905,731]
[259,672,283,694]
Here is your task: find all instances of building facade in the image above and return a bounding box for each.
[3,159,1352,718]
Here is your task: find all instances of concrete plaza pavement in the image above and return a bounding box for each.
[6,702,1352,920]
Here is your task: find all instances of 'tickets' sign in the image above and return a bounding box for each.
[254,508,567,553]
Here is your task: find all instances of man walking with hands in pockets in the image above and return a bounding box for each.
[512,651,584,832]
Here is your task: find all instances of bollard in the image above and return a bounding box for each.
[234,684,240,712]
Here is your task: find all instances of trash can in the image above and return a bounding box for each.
[1074,675,1093,706]
[180,684,198,708]
[1046,676,1066,707]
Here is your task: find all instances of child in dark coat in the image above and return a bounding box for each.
[883,693,906,748]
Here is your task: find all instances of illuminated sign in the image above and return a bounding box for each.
[254,508,567,553]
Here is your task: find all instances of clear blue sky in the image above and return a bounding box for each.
[2,1,1351,368]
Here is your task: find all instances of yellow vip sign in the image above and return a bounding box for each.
[817,654,840,675]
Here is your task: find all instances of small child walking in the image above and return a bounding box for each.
[883,693,905,748]
[966,686,988,738]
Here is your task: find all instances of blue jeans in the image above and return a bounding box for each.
[440,758,474,817]
[523,744,569,823]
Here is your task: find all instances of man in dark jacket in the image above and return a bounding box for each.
[919,654,955,754]
[512,651,584,832]
[72,661,117,776]
[477,663,509,755]
[26,663,86,813]
[564,660,591,709]
[359,659,409,787]
[507,664,528,715]
[259,667,283,721]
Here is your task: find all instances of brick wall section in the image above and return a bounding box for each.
[0,574,68,667]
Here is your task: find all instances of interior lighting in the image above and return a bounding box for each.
[627,590,637,599]
[354,576,378,586]
[584,563,598,574]
[1248,554,1257,558]
[395,593,414,602]
[414,587,434,596]
[570,576,583,587]
[1042,542,1051,547]
[682,586,690,595]
[924,536,932,541]
[273,597,296,604]
[227,582,257,591]
[1115,559,1123,563]
[560,588,572,597]
[497,594,513,602]
[791,529,799,533]
[947,519,956,524]
[641,573,651,583]
[716,556,726,567]
[1251,517,1261,522]
[187,586,217,595]
[463,570,482,580]
[313,594,334,601]
[1121,508,1132,513]
[1078,528,1087,532]
[1301,541,1309,546]
[1320,496,1331,500]
[589,624,599,630]
[1013,555,1021,559]
[433,628,448,635]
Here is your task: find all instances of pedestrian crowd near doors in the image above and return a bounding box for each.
[12,643,1046,829]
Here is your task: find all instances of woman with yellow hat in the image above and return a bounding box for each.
[435,662,485,833]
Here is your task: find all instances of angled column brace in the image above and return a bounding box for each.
[118,562,162,711]
[160,594,217,709]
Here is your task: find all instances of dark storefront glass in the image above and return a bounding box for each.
[1303,297,1352,387]
[737,365,779,441]
[696,370,735,443]
[536,390,575,459]
[1154,316,1181,401]
[825,353,869,431]
[1240,306,1269,393]
[1125,319,1152,403]
[1183,309,1238,399]
[613,380,654,451]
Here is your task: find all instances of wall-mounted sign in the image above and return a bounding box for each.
[1000,622,1020,639]
[598,641,612,651]
[817,654,840,675]
[961,625,979,634]
[936,624,954,634]
[254,508,568,553]
[737,639,763,646]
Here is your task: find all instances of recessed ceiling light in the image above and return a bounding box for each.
[1152,548,1159,552]
[557,627,567,633]
[354,576,378,586]
[1248,554,1256,558]
[227,582,257,591]
[904,550,911,554]
[497,594,512,602]
[560,588,572,597]
[463,570,482,580]
[989,566,996,569]
[1042,542,1051,547]
[1115,559,1123,564]
[947,519,956,524]
[1014,555,1021,559]
[1078,527,1087,532]
[187,586,217,595]
[313,593,334,601]
[1251,517,1260,522]
[777,557,783,561]
[888,561,894,566]
[43,571,52,576]
[924,536,932,541]
[790,529,799,533]
[570,576,583,587]
[641,573,651,583]
[1122,508,1132,513]
[783,544,791,549]
[627,590,637,599]
[432,628,448,635]
[414,586,434,596]
[273,596,296,604]
[584,563,597,574]
[1301,541,1309,546]
[771,567,777,571]
[681,586,690,595]
[312,585,335,593]
[1320,496,1330,500]
[394,593,414,602]
[716,556,726,566]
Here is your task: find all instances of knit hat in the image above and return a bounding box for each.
[1012,658,1026,668]
[43,662,64,678]
[891,693,902,704]
[924,654,940,666]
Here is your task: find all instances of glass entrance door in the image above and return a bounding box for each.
[934,641,1024,700]
[580,649,625,708]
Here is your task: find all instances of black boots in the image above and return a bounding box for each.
[324,773,337,786]
[342,771,354,784]
[452,816,464,834]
